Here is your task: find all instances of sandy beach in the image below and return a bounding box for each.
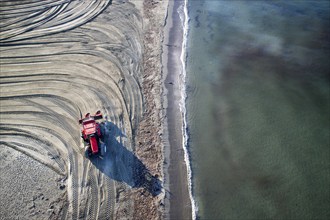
[162,0,192,219]
[0,0,191,219]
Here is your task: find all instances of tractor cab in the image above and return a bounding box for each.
[79,111,103,157]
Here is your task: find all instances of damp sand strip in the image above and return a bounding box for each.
[162,0,192,219]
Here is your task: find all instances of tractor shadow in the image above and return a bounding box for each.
[89,121,162,196]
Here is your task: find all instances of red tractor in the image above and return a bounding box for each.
[79,111,104,158]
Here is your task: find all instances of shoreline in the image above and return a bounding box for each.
[162,0,192,219]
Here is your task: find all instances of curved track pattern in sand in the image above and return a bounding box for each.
[1,1,143,219]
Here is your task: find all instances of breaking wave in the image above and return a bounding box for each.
[178,0,198,219]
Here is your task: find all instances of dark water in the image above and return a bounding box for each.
[186,1,330,219]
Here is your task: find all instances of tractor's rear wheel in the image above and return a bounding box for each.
[100,143,106,156]
[85,146,91,158]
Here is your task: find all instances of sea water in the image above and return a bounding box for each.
[185,1,330,219]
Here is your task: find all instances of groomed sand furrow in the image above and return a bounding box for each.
[0,73,69,79]
[0,76,123,111]
[68,153,79,219]
[0,48,142,111]
[0,86,107,118]
[60,202,69,220]
[80,160,89,192]
[1,111,79,212]
[0,141,65,176]
[46,98,79,121]
[0,94,79,122]
[0,122,75,176]
[0,126,66,173]
[78,166,91,219]
[0,114,79,218]
[0,57,135,121]
[77,25,125,45]
[0,123,70,157]
[96,174,106,218]
[105,176,115,219]
[87,167,99,220]
[0,7,63,40]
[0,109,78,145]
[0,4,67,34]
[0,0,111,43]
[0,124,66,172]
[18,99,80,143]
[0,0,69,12]
[1,10,55,31]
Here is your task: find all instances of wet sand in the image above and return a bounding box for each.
[162,0,192,219]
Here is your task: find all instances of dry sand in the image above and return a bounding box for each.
[0,0,174,219]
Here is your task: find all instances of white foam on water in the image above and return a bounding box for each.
[178,0,198,219]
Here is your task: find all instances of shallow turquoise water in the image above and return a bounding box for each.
[186,1,330,219]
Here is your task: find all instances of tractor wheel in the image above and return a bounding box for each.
[100,126,105,138]
[100,143,106,156]
[85,146,91,158]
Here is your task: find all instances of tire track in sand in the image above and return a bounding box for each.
[1,1,143,219]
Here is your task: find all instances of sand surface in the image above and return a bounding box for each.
[161,0,192,219]
[0,0,168,219]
